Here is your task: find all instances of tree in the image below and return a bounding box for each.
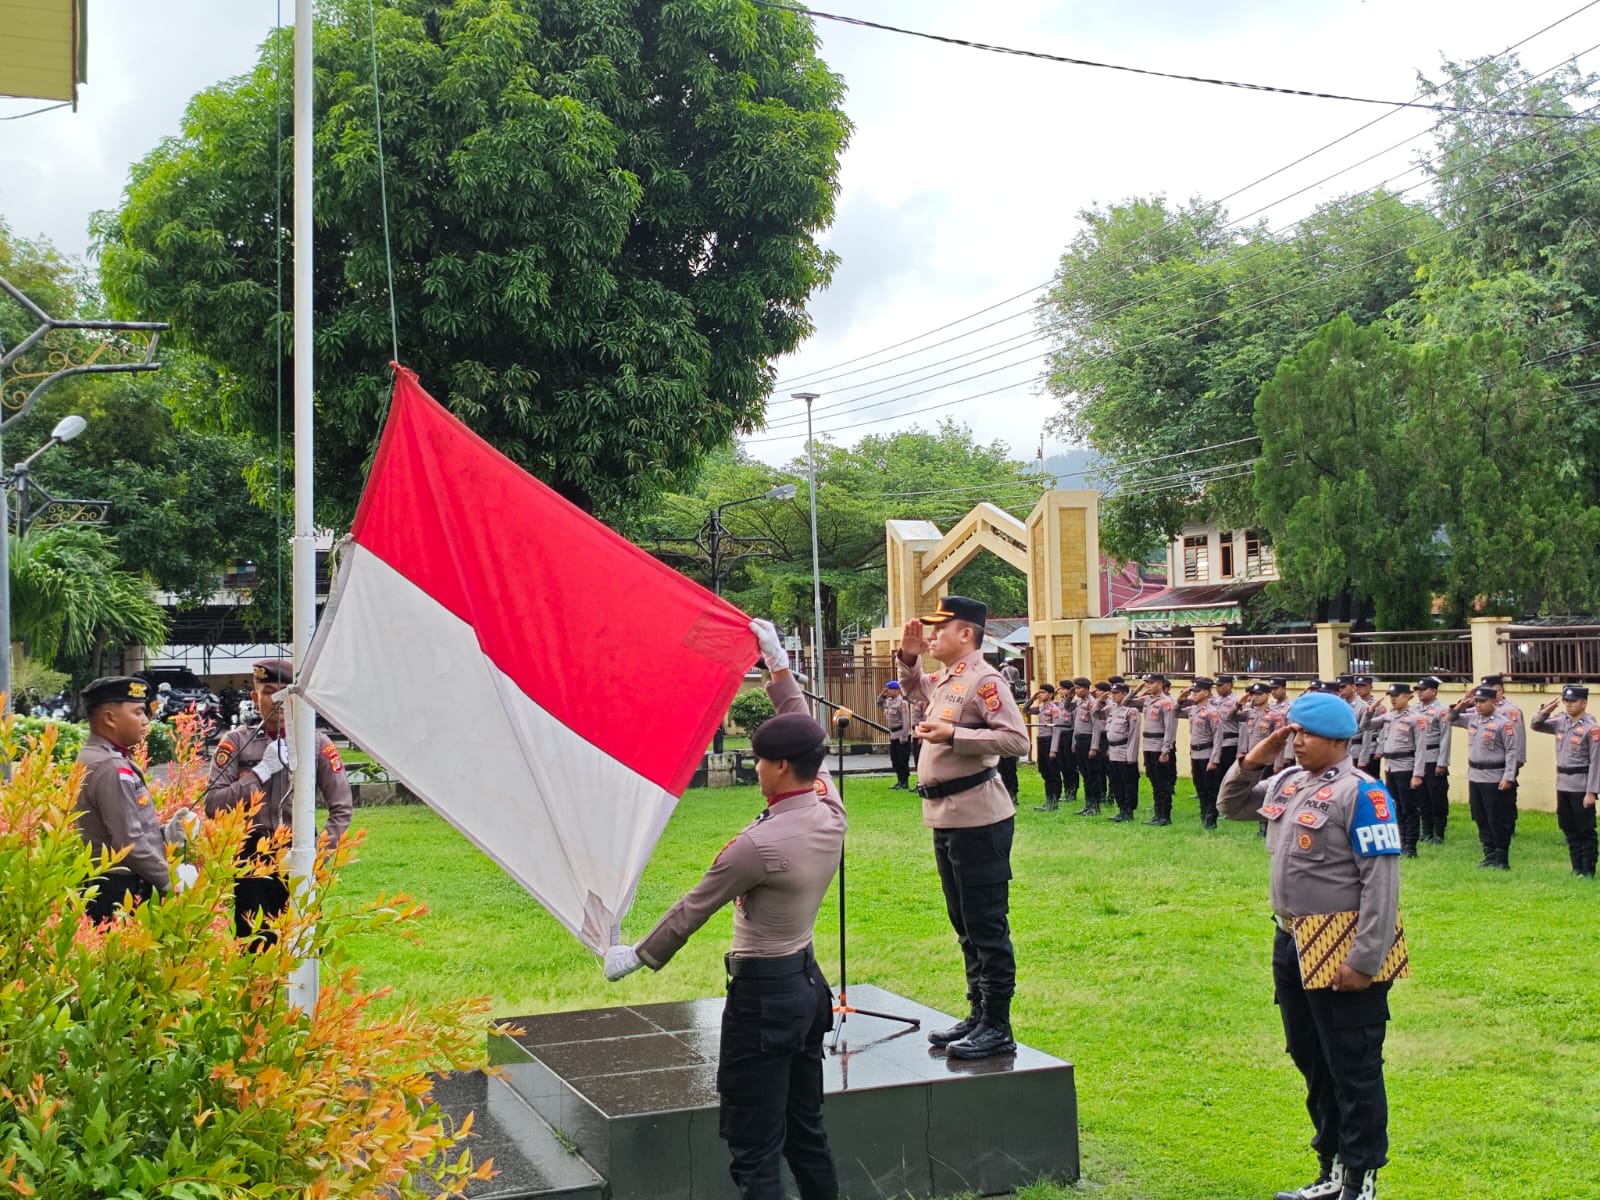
[634,423,1043,645]
[97,0,851,522]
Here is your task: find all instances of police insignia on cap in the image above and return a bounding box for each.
[128,681,147,700]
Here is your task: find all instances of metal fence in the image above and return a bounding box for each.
[1344,630,1471,681]
[1217,633,1317,680]
[1123,637,1196,679]
[796,650,902,744]
[1499,625,1600,681]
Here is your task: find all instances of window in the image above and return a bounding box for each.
[1219,539,1235,579]
[1182,535,1208,583]
[1245,533,1274,577]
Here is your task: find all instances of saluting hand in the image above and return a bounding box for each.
[1243,723,1295,769]
[900,619,928,662]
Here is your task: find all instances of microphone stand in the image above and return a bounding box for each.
[816,700,920,1052]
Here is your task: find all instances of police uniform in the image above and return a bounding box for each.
[1025,689,1063,810]
[898,595,1030,1059]
[203,659,353,940]
[74,677,172,919]
[1337,677,1370,768]
[1053,679,1084,810]
[1412,679,1452,844]
[1351,678,1382,776]
[1074,683,1109,815]
[909,697,928,769]
[1210,676,1241,778]
[1450,686,1521,869]
[1530,685,1600,877]
[1178,680,1224,828]
[879,685,913,790]
[1359,686,1434,858]
[1101,685,1142,820]
[1130,677,1178,825]
[1219,693,1401,1200]
[630,669,843,1200]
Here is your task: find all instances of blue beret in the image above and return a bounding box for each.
[885,680,900,689]
[1287,693,1358,740]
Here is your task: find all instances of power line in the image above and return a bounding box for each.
[0,102,70,121]
[753,0,1600,120]
[771,2,1600,397]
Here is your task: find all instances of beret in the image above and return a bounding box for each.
[751,711,828,761]
[82,676,152,708]
[1564,685,1589,701]
[1417,676,1442,690]
[1246,682,1271,695]
[1288,693,1358,739]
[1267,677,1288,688]
[1192,677,1215,690]
[254,659,294,684]
[1072,676,1091,689]
[1387,682,1412,696]
[885,680,900,690]
[1473,686,1499,701]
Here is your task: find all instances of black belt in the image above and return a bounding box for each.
[1107,737,1128,745]
[1468,760,1507,770]
[917,767,999,799]
[725,946,814,978]
[1558,767,1589,776]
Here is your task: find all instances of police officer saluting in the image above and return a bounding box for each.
[1448,684,1521,869]
[1357,684,1434,858]
[1531,685,1600,877]
[204,658,353,941]
[74,676,190,919]
[1129,674,1178,825]
[604,619,843,1200]
[879,680,913,791]
[1412,677,1452,844]
[898,595,1031,1059]
[1219,693,1401,1200]
[1102,680,1142,822]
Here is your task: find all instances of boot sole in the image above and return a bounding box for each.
[945,1039,1017,1060]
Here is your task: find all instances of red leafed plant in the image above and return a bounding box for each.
[0,709,503,1197]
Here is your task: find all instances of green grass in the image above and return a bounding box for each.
[337,771,1600,1200]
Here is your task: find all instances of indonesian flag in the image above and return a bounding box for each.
[299,368,755,951]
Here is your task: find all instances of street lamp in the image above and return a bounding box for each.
[14,414,88,536]
[791,391,825,715]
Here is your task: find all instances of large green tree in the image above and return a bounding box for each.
[634,423,1043,644]
[98,0,851,521]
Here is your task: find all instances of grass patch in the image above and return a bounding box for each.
[337,771,1600,1200]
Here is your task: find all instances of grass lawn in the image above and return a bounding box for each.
[337,770,1600,1200]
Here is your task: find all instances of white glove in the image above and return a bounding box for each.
[162,807,199,846]
[603,944,642,981]
[252,740,288,783]
[174,862,199,893]
[749,619,789,673]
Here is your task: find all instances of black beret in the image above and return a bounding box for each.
[1417,676,1442,690]
[1072,676,1091,689]
[1037,682,1056,692]
[1246,682,1271,695]
[1093,681,1111,692]
[1144,672,1167,683]
[1215,674,1235,684]
[254,659,294,684]
[1563,685,1589,701]
[1335,674,1356,687]
[751,712,827,761]
[919,595,988,627]
[1057,680,1074,691]
[1387,682,1412,696]
[1480,674,1505,687]
[1353,675,1374,686]
[1473,686,1499,701]
[1110,681,1129,693]
[1191,677,1215,690]
[1108,676,1126,686]
[1268,677,1288,688]
[83,676,152,709]
[1305,680,1328,692]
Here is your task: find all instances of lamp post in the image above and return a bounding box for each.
[12,414,88,536]
[791,391,825,716]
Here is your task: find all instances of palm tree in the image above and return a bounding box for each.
[8,526,167,676]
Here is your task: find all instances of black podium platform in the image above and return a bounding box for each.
[481,984,1078,1200]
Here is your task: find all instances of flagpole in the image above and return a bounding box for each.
[288,0,320,1012]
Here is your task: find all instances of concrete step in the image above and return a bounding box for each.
[428,1070,606,1200]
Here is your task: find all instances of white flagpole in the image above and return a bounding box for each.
[288,0,320,1012]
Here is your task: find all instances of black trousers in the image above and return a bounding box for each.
[1144,750,1177,818]
[1421,766,1450,839]
[1056,735,1080,798]
[1272,930,1391,1173]
[997,757,1019,800]
[718,959,839,1200]
[1386,770,1420,852]
[84,873,153,923]
[1191,754,1220,822]
[932,818,1016,1014]
[1075,736,1106,803]
[1468,780,1518,862]
[1556,789,1599,874]
[1036,734,1061,801]
[888,738,912,787]
[235,870,291,948]
[1108,759,1139,812]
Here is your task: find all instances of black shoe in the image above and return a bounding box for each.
[1110,811,1134,822]
[1274,1158,1344,1200]
[1033,798,1059,812]
[1153,817,1172,826]
[1339,1167,1377,1199]
[1401,847,1418,858]
[1142,816,1162,825]
[1475,855,1496,868]
[927,1009,982,1047]
[888,782,907,790]
[944,1021,1016,1060]
[1201,817,1218,830]
[1072,804,1093,815]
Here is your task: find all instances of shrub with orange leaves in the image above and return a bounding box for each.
[0,708,500,1197]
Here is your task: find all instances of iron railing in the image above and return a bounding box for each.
[1499,625,1600,681]
[1344,630,1471,681]
[1123,637,1196,678]
[1217,633,1317,680]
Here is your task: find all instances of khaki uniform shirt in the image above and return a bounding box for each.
[1025,697,1062,755]
[203,725,354,849]
[637,671,845,967]
[1530,709,1600,794]
[1218,758,1402,976]
[1345,696,1371,764]
[1450,709,1521,785]
[1232,700,1289,771]
[75,733,171,894]
[1415,698,1451,770]
[899,649,1030,828]
[1213,692,1241,751]
[880,693,912,742]
[1360,705,1435,775]
[1178,695,1223,760]
[1497,699,1528,766]
[1129,693,1178,754]
[1102,699,1142,763]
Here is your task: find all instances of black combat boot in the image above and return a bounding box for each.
[1570,845,1585,876]
[946,995,1016,1060]
[928,998,983,1047]
[1273,1158,1343,1200]
[1033,795,1059,813]
[1583,845,1598,877]
[1339,1167,1377,1199]
[1110,808,1134,823]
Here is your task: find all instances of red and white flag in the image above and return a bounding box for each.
[299,368,755,951]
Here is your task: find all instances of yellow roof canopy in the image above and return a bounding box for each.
[0,0,88,106]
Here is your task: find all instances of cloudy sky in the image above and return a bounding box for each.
[3,0,1595,472]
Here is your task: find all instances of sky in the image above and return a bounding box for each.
[3,0,1597,474]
